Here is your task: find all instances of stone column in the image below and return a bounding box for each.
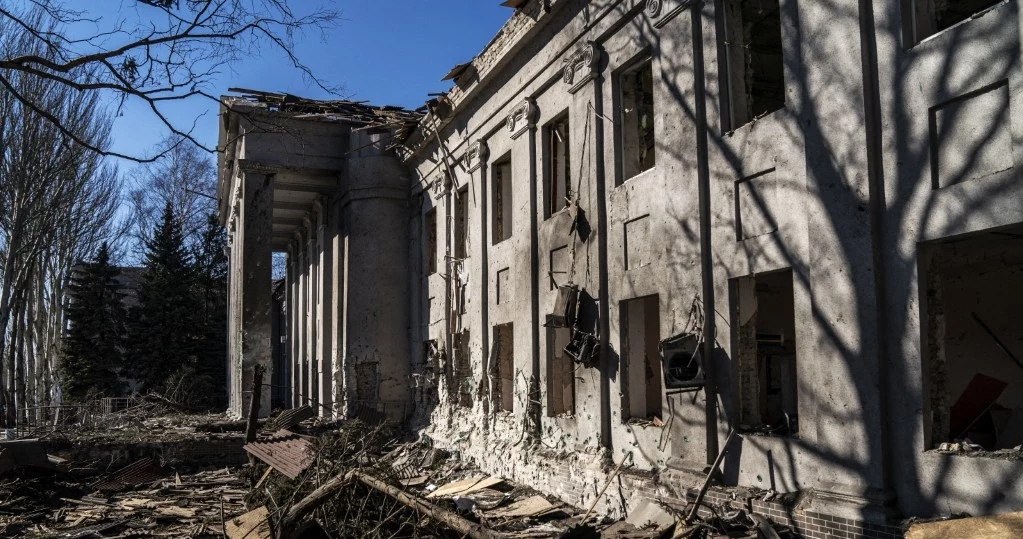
[239,170,275,417]
[286,244,298,407]
[296,239,308,405]
[330,200,345,417]
[315,201,334,417]
[305,219,319,409]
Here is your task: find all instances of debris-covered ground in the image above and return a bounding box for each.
[1,402,799,539]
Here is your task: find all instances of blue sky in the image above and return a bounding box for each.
[106,1,511,161]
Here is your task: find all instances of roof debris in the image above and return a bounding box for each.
[225,87,424,142]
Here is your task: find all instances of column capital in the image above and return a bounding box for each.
[562,41,602,94]
[507,98,538,140]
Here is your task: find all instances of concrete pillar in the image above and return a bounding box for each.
[330,200,345,417]
[341,130,411,421]
[305,220,318,409]
[297,241,308,405]
[238,170,274,417]
[286,245,298,407]
[315,202,334,417]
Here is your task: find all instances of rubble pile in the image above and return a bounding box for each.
[0,459,246,538]
[0,407,801,539]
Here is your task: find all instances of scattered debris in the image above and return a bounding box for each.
[905,510,1023,538]
[90,457,168,492]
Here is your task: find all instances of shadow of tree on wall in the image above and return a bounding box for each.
[603,0,1021,523]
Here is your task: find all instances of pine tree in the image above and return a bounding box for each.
[191,213,228,408]
[126,202,199,391]
[60,243,127,401]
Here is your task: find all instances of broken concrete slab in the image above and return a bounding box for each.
[625,499,674,530]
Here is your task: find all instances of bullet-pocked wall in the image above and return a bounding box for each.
[396,0,1023,527]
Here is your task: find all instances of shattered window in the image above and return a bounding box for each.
[731,269,799,436]
[494,323,515,413]
[619,59,656,183]
[454,186,469,259]
[621,295,663,422]
[546,114,571,217]
[722,0,785,130]
[492,159,513,244]
[547,326,575,416]
[425,209,437,274]
[920,226,1023,453]
[908,0,1003,44]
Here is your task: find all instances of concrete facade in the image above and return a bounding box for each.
[219,0,1023,535]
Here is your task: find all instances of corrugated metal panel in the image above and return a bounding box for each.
[243,430,313,480]
[91,458,167,491]
[274,406,315,430]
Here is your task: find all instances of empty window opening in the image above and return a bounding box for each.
[454,186,469,260]
[453,330,472,407]
[426,209,437,274]
[493,158,513,244]
[722,0,785,130]
[921,226,1023,452]
[547,326,575,416]
[731,269,798,435]
[619,59,656,183]
[621,295,663,421]
[494,323,515,412]
[908,0,1003,45]
[546,114,571,216]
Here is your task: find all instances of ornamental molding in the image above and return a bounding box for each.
[465,140,490,173]
[635,0,695,28]
[431,172,451,198]
[562,42,602,94]
[236,159,279,176]
[507,98,538,140]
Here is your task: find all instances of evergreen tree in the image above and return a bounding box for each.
[190,213,228,408]
[126,202,199,391]
[60,243,126,401]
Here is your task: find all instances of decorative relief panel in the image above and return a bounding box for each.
[431,173,451,198]
[507,98,538,140]
[634,0,695,28]
[465,140,490,173]
[562,42,602,94]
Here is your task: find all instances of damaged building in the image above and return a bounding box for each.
[217,0,1023,537]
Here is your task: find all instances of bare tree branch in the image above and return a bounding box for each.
[0,0,341,162]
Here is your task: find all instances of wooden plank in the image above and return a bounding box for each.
[225,506,271,539]
[427,476,503,499]
[484,495,557,519]
[905,512,1023,539]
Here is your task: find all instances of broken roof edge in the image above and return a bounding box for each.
[221,90,423,128]
[400,0,569,160]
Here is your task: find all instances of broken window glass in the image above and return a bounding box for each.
[722,0,785,130]
[492,159,513,244]
[547,114,571,216]
[620,59,656,183]
[621,295,663,422]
